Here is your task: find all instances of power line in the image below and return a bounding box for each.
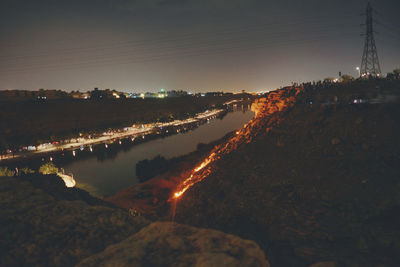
[0,10,358,49]
[0,33,357,76]
[0,23,358,68]
[0,30,357,73]
[0,14,359,60]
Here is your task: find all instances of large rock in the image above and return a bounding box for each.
[0,176,149,266]
[77,221,269,267]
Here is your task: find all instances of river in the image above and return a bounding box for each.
[59,107,253,196]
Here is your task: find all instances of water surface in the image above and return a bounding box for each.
[63,109,254,196]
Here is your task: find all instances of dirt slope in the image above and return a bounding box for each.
[174,80,400,266]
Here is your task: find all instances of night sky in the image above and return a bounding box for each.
[0,0,399,92]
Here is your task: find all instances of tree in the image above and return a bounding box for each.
[90,88,105,100]
[39,162,59,175]
[340,74,355,83]
[0,166,14,176]
[20,167,35,175]
[136,155,170,182]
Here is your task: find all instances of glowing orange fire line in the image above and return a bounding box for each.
[172,87,303,200]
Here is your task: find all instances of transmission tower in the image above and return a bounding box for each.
[360,2,381,77]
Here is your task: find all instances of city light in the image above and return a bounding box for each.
[0,106,230,161]
[57,173,76,188]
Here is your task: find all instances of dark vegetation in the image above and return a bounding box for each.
[173,79,400,266]
[0,94,251,151]
[135,140,223,183]
[135,142,213,183]
[136,155,172,183]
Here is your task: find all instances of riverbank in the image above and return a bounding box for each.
[0,108,225,162]
[106,130,237,219]
[0,94,253,154]
[1,103,254,197]
[105,86,300,217]
[62,107,254,197]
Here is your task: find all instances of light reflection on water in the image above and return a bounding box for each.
[63,109,254,196]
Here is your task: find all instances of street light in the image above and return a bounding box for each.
[356,67,360,78]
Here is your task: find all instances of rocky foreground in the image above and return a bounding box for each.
[0,174,269,266]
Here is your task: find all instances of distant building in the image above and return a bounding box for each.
[205,92,224,97]
[127,93,142,99]
[71,91,84,99]
[157,88,167,98]
[89,88,126,99]
[145,92,157,98]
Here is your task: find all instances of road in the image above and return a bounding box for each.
[1,109,224,161]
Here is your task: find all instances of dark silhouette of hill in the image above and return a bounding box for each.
[173,79,400,266]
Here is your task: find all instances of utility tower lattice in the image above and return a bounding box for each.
[360,2,381,77]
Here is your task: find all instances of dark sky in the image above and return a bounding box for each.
[0,0,399,92]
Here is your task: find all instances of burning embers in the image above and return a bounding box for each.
[172,87,302,200]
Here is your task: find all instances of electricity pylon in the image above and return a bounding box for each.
[360,2,381,77]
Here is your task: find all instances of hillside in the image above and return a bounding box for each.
[172,80,400,266]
